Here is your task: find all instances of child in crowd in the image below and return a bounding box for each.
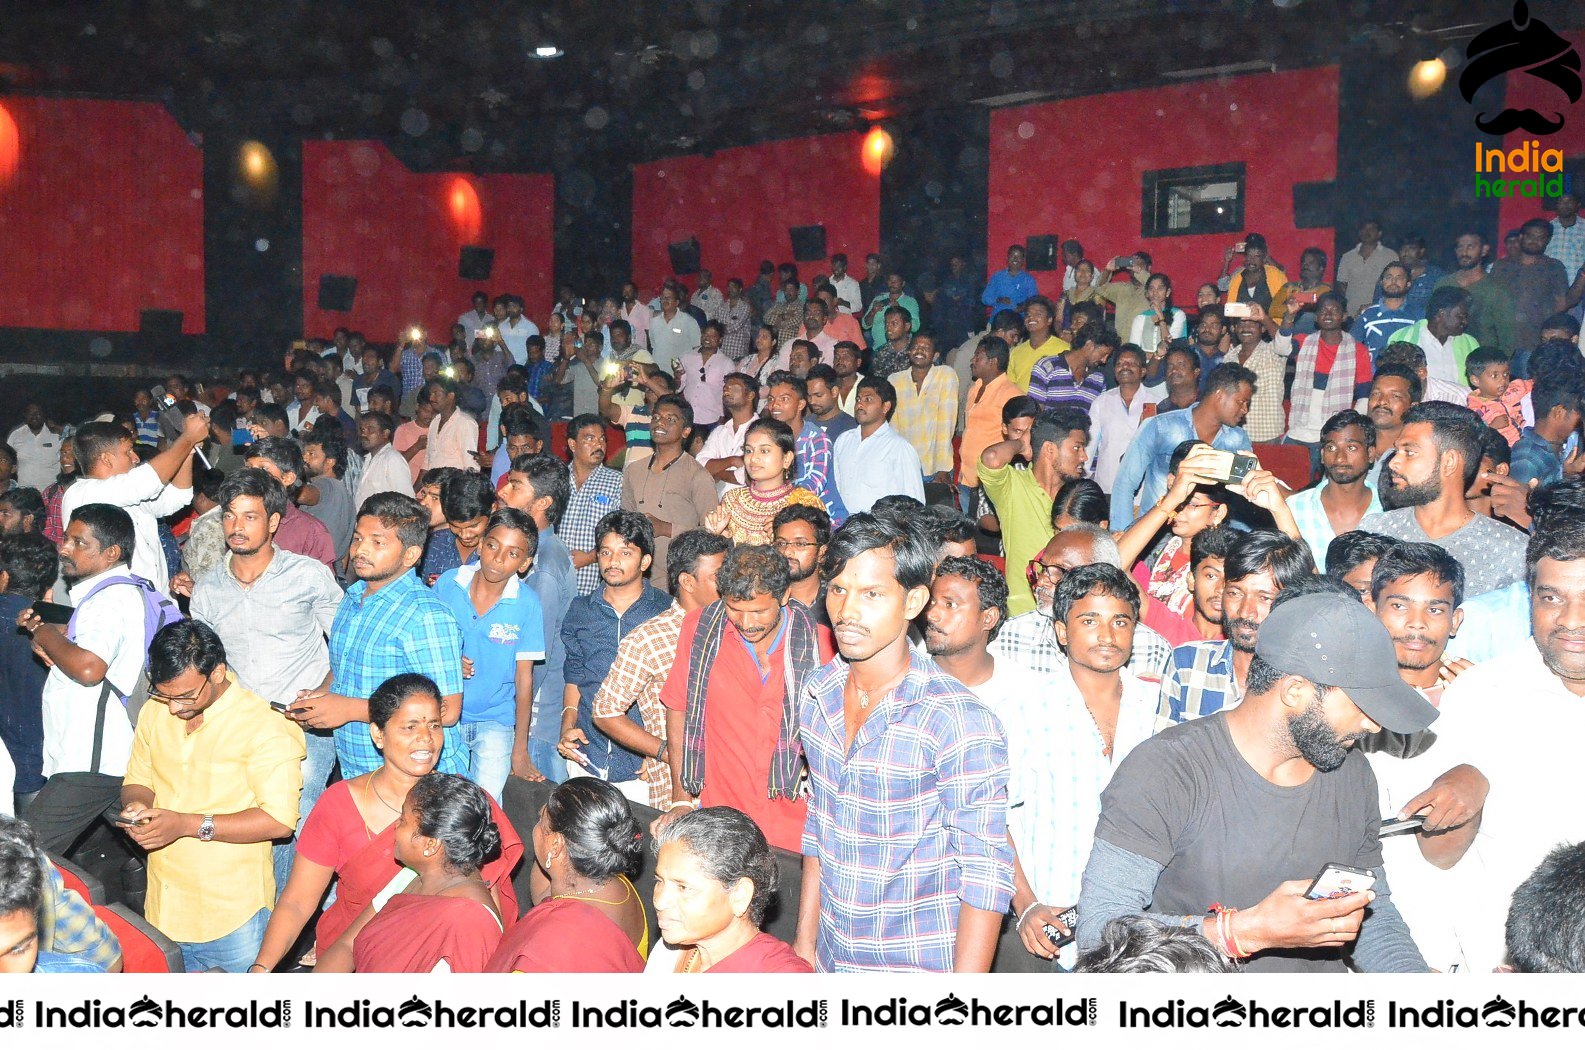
[1465,345,1532,446]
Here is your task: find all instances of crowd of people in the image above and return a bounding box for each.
[3,197,1585,975]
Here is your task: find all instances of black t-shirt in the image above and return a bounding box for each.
[1094,713,1384,972]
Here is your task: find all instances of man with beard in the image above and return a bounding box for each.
[772,504,830,616]
[795,514,1011,972]
[1351,262,1417,359]
[119,621,304,972]
[1157,530,1315,727]
[1078,591,1435,972]
[1490,218,1570,352]
[1361,363,1421,492]
[937,562,1158,969]
[1435,231,1517,354]
[1360,401,1527,597]
[288,493,466,779]
[660,543,832,852]
[1287,410,1384,567]
[184,469,343,891]
[991,524,1173,677]
[1397,515,1585,969]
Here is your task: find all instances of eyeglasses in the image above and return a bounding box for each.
[149,678,211,708]
[1025,558,1068,588]
[774,539,820,552]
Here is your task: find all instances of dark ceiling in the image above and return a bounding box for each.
[0,0,1539,171]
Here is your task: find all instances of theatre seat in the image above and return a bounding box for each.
[1253,442,1314,491]
[50,853,105,905]
[501,771,1047,972]
[96,903,184,973]
[547,422,625,461]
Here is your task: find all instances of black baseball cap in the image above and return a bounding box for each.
[1255,593,1438,734]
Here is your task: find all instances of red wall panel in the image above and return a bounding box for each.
[1496,29,1585,238]
[0,96,205,333]
[631,131,880,294]
[302,140,554,338]
[988,67,1340,304]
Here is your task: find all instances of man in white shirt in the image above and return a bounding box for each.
[831,375,925,514]
[355,411,416,504]
[7,404,61,492]
[691,269,725,323]
[458,291,492,345]
[1335,218,1400,317]
[17,505,156,854]
[497,295,540,366]
[619,281,652,351]
[697,372,759,496]
[648,285,702,368]
[828,253,863,316]
[422,378,481,472]
[63,412,210,595]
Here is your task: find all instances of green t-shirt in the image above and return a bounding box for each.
[979,460,1055,618]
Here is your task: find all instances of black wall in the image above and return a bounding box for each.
[880,104,991,309]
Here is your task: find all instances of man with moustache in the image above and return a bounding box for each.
[119,621,304,972]
[660,544,832,852]
[795,514,1011,972]
[1078,592,1434,972]
[1435,231,1517,354]
[182,469,343,890]
[772,504,830,616]
[1361,363,1421,491]
[1287,411,1384,567]
[1360,401,1527,597]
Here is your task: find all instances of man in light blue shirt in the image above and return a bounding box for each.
[1110,364,1256,528]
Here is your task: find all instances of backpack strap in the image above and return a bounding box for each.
[88,679,125,776]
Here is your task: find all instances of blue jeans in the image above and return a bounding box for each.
[274,729,337,897]
[459,720,514,802]
[180,908,268,973]
[529,737,568,785]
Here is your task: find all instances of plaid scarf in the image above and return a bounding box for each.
[680,598,819,801]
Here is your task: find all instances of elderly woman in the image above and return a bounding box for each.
[485,779,649,972]
[315,773,504,973]
[647,807,810,973]
[251,674,521,972]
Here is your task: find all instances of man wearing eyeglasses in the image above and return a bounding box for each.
[118,620,305,972]
[772,503,831,617]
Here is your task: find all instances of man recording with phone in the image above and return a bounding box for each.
[1077,591,1435,972]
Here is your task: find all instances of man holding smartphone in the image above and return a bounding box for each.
[1077,591,1436,972]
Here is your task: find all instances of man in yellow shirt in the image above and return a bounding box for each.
[1006,296,1070,392]
[119,620,305,972]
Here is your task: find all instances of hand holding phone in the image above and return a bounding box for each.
[1304,863,1375,900]
[1380,814,1426,837]
[1223,301,1255,319]
[29,600,74,626]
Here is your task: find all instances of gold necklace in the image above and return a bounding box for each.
[552,877,634,908]
[367,772,403,817]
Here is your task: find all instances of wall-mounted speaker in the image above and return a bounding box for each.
[789,224,828,262]
[1024,234,1059,271]
[317,275,358,312]
[668,238,701,275]
[459,246,495,281]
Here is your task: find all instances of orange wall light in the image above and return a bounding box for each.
[0,102,20,183]
[448,176,482,241]
[862,126,894,176]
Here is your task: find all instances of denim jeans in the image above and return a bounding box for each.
[528,737,568,785]
[459,720,514,802]
[180,907,269,973]
[274,729,337,897]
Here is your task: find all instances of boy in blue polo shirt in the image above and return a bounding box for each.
[436,507,546,800]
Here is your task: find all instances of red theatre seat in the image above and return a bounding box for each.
[49,853,105,905]
[1253,442,1313,491]
[96,903,185,973]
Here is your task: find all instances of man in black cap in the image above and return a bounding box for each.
[1075,591,1436,972]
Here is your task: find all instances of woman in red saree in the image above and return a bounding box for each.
[648,807,810,973]
[486,778,649,972]
[249,674,521,972]
[316,772,504,972]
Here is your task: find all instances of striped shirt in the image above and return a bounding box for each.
[1027,353,1106,411]
[1155,639,1241,729]
[800,651,1013,973]
[560,464,624,595]
[328,570,467,778]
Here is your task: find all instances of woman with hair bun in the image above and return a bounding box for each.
[486,778,649,972]
[315,772,506,973]
[648,807,810,973]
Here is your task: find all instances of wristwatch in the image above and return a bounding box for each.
[197,815,216,842]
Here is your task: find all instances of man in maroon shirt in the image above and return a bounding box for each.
[243,438,337,570]
[659,544,832,852]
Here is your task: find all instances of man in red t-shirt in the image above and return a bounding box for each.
[659,544,833,852]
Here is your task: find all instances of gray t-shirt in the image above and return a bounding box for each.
[1357,508,1526,597]
[1092,713,1384,973]
[304,476,355,562]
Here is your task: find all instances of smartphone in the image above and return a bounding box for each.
[1233,240,1247,252]
[269,700,290,713]
[1380,814,1426,837]
[408,326,424,343]
[1304,863,1375,900]
[481,326,497,340]
[1291,290,1320,307]
[1223,302,1255,319]
[1226,451,1260,485]
[1043,905,1079,948]
[231,425,255,449]
[103,802,150,827]
[30,600,74,625]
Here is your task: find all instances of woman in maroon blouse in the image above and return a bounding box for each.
[648,807,811,973]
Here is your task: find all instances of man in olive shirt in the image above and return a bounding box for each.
[1435,231,1517,354]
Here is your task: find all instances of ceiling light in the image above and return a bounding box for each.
[533,45,563,59]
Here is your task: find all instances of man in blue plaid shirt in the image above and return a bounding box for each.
[287,492,467,778]
[795,513,1012,972]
